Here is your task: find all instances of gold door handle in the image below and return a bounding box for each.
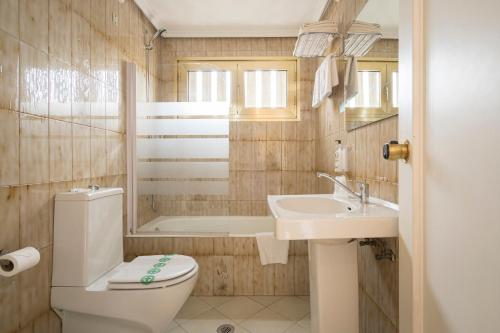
[383,140,409,163]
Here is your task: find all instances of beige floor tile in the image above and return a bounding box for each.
[297,314,310,329]
[268,297,310,321]
[240,308,294,333]
[283,323,310,333]
[216,296,264,323]
[168,326,188,333]
[248,296,283,307]
[180,308,236,333]
[175,297,212,324]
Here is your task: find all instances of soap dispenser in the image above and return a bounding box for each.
[334,141,349,173]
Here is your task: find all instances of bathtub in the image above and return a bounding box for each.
[136,215,276,237]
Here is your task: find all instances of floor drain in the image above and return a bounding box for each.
[217,324,235,333]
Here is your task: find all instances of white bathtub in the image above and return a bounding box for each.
[136,215,275,237]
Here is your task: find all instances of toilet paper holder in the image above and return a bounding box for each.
[0,249,15,272]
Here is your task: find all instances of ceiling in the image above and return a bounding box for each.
[357,0,399,38]
[134,0,329,37]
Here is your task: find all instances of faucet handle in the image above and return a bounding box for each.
[357,182,369,203]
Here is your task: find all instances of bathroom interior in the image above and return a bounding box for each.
[1,0,499,332]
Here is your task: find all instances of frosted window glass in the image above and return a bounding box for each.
[137,119,229,136]
[137,138,229,159]
[346,71,381,108]
[188,71,231,103]
[244,70,287,108]
[138,162,229,178]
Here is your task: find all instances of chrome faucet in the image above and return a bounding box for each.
[316,172,369,204]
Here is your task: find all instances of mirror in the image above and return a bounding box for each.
[344,0,399,131]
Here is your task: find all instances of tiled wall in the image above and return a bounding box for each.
[315,1,399,332]
[0,0,159,332]
[133,37,315,297]
[125,237,309,297]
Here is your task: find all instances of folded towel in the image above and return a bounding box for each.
[348,21,381,35]
[344,57,359,101]
[312,54,339,108]
[293,20,339,57]
[256,232,289,265]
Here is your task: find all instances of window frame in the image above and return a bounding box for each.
[345,59,399,126]
[177,57,300,121]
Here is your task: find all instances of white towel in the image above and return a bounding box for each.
[344,57,359,101]
[312,54,339,108]
[256,232,289,265]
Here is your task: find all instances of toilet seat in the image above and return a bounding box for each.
[107,255,198,290]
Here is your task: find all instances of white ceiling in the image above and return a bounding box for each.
[134,0,329,37]
[357,0,399,39]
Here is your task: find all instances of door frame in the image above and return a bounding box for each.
[399,0,425,331]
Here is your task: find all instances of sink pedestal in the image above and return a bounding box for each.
[309,239,359,333]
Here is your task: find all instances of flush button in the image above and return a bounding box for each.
[383,140,410,163]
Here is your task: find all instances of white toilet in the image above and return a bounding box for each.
[51,187,198,333]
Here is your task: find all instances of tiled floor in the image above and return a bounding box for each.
[169,296,311,333]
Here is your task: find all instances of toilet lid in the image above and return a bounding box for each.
[107,263,198,290]
[107,255,197,286]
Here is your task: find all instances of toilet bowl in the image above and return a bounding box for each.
[51,188,197,333]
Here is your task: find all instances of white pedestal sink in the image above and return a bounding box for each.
[267,194,398,333]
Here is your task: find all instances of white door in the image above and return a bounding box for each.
[399,0,500,332]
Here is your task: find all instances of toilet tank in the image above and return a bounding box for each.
[52,187,124,287]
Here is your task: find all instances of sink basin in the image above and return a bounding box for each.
[275,197,354,215]
[268,193,399,333]
[268,194,398,240]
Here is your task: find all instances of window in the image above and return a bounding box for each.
[178,58,298,120]
[344,60,398,129]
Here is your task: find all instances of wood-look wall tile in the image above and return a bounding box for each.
[20,114,49,184]
[19,246,50,326]
[20,184,50,249]
[366,123,380,180]
[193,256,214,296]
[0,0,19,38]
[173,237,194,255]
[72,123,91,180]
[234,255,254,295]
[266,141,282,171]
[0,274,19,333]
[0,110,20,186]
[0,187,20,251]
[355,126,367,180]
[282,141,297,171]
[294,256,310,295]
[253,256,275,295]
[380,182,398,204]
[274,257,295,295]
[20,43,49,117]
[214,238,234,256]
[0,31,19,111]
[20,0,49,52]
[234,237,254,255]
[213,256,234,296]
[194,238,214,256]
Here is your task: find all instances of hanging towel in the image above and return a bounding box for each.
[312,54,339,108]
[256,232,289,265]
[344,57,359,101]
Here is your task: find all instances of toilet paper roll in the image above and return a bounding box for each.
[0,247,40,277]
